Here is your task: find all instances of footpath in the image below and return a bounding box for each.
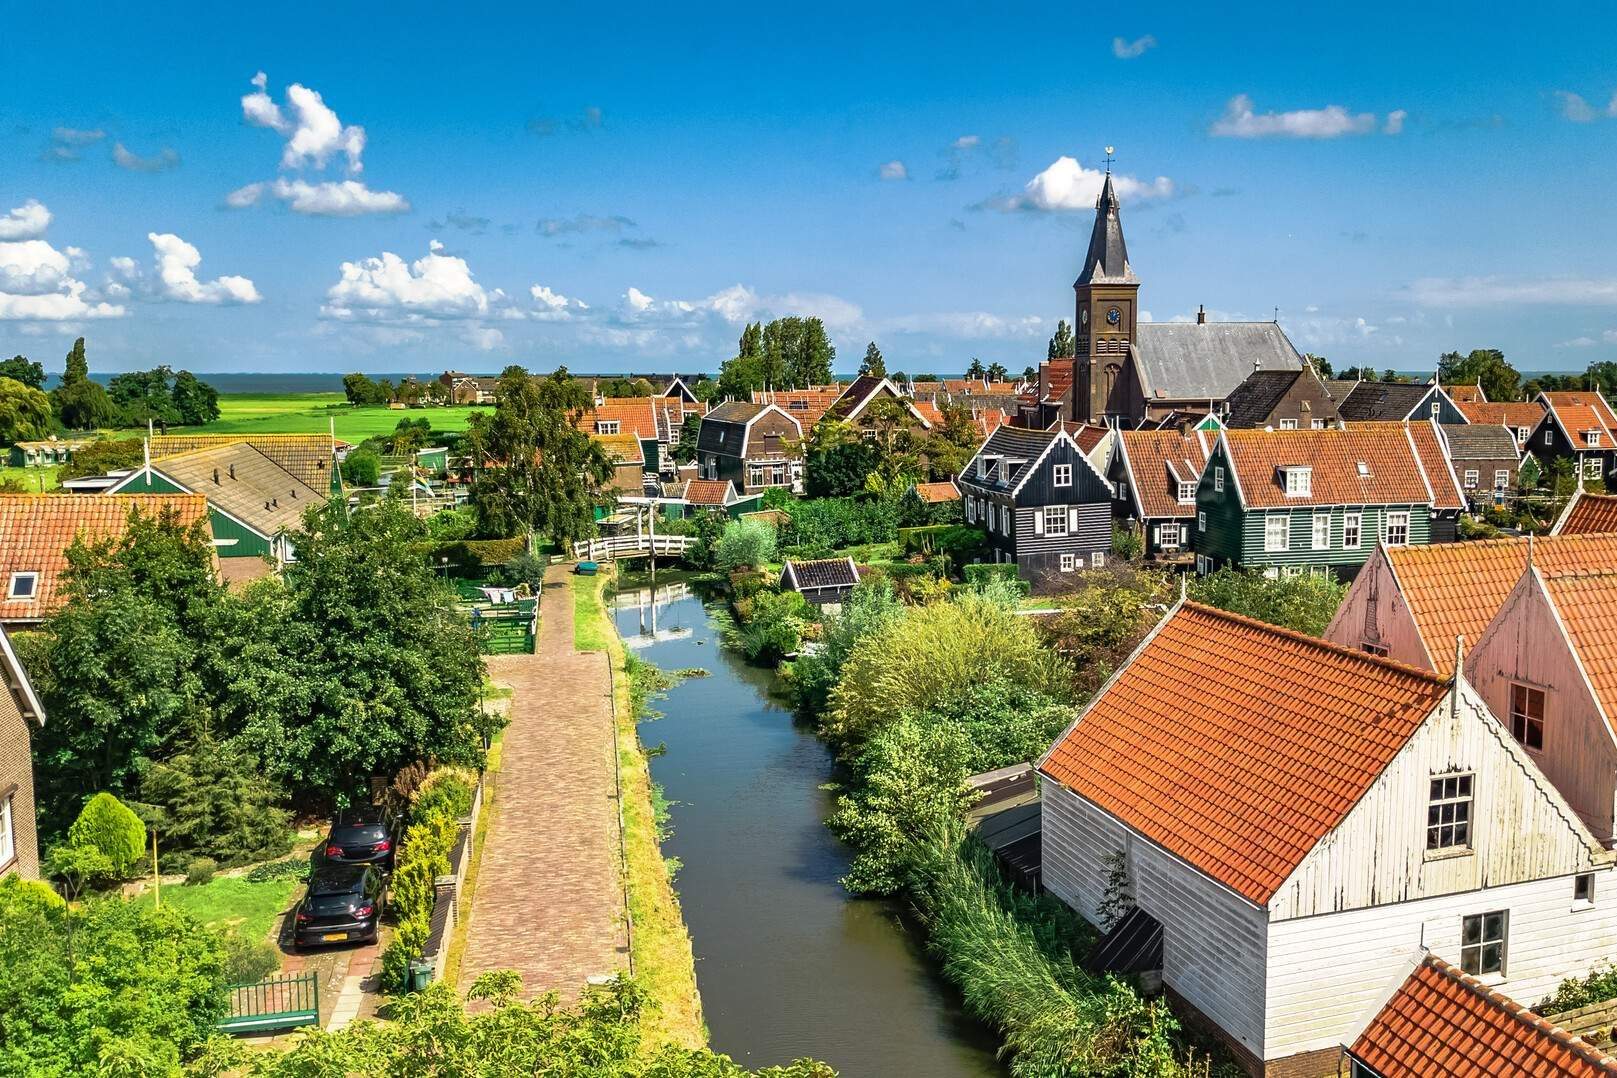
[458,563,629,1001]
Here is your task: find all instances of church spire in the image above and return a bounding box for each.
[1074,169,1137,287]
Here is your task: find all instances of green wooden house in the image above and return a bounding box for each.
[1193,423,1463,579]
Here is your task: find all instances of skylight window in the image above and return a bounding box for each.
[6,572,38,600]
[1356,461,1370,478]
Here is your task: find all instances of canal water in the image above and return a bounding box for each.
[612,582,1002,1077]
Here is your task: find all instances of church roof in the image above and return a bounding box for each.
[1132,322,1304,403]
[1073,173,1137,286]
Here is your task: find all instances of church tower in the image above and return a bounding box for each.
[1072,168,1140,424]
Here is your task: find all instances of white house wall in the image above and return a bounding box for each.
[1264,864,1617,1060]
[1270,685,1601,921]
[1467,572,1617,842]
[1322,549,1431,668]
[1042,781,1269,1058]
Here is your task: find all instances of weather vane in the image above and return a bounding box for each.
[1103,145,1115,173]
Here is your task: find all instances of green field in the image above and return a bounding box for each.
[178,394,490,441]
[0,464,61,492]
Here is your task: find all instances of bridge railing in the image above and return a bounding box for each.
[572,533,696,561]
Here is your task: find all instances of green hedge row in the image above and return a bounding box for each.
[378,767,478,993]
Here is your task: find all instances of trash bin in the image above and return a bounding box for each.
[408,960,434,992]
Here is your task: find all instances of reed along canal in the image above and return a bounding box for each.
[612,582,1001,1076]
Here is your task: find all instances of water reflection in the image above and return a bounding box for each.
[614,580,1002,1077]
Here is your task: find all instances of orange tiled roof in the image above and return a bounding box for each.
[942,379,1021,395]
[1544,569,1617,732]
[1060,421,1110,455]
[576,397,659,439]
[913,481,960,503]
[679,478,733,505]
[974,409,1009,439]
[1041,358,1074,402]
[752,387,845,429]
[1543,391,1617,450]
[1559,493,1617,536]
[912,400,945,426]
[1403,420,1466,510]
[1040,603,1447,905]
[1456,400,1547,430]
[0,494,213,620]
[1384,533,1617,675]
[150,434,340,491]
[1220,425,1436,509]
[1118,428,1212,520]
[1442,383,1488,404]
[1350,955,1617,1077]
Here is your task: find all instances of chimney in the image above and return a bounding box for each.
[228,464,235,480]
[212,468,220,484]
[1196,304,1207,325]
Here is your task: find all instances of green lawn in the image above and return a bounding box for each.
[573,572,611,652]
[144,874,300,945]
[176,394,490,441]
[0,464,61,491]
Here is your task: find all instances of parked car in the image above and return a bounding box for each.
[321,805,401,869]
[294,863,386,948]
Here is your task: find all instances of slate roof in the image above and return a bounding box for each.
[1556,492,1617,536]
[149,434,340,491]
[960,426,1060,492]
[1379,533,1617,675]
[1040,603,1448,906]
[575,397,659,439]
[149,442,324,537]
[1332,380,1435,421]
[1442,423,1522,460]
[1456,400,1546,430]
[783,557,859,591]
[1073,173,1136,285]
[1543,569,1617,731]
[912,481,960,503]
[704,400,767,425]
[1219,426,1438,509]
[1350,955,1617,1077]
[1117,428,1212,520]
[0,493,212,621]
[1132,322,1303,402]
[1218,369,1306,428]
[1542,391,1617,450]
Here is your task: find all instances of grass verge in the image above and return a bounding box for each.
[444,722,506,989]
[581,567,706,1050]
[143,874,300,949]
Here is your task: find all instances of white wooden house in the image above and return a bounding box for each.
[1039,602,1617,1076]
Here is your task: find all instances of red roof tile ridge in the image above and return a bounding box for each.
[1180,601,1450,688]
[1423,956,1617,1071]
[1540,565,1617,581]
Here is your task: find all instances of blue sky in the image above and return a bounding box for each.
[4,2,1616,377]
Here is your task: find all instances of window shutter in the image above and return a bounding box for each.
[1068,507,1079,532]
[1034,509,1045,535]
[1152,525,1160,545]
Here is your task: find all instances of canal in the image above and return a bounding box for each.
[612,582,1001,1076]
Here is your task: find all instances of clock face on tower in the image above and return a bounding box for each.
[1106,306,1121,326]
[1079,308,1088,326]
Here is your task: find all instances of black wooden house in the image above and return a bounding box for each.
[957,426,1112,590]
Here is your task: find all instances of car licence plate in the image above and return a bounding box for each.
[322,932,347,942]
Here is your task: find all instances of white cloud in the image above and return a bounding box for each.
[878,160,909,181]
[1409,275,1617,307]
[0,200,51,241]
[991,156,1176,212]
[1112,34,1156,59]
[1558,336,1599,348]
[323,240,499,322]
[881,311,1044,339]
[1556,91,1597,123]
[128,233,261,304]
[619,283,864,332]
[113,142,181,172]
[1210,94,1387,138]
[226,178,408,216]
[1383,109,1407,135]
[529,284,588,320]
[951,135,981,152]
[231,72,404,216]
[0,201,123,321]
[461,326,505,350]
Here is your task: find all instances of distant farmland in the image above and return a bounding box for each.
[179,394,490,440]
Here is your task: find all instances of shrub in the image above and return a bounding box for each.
[1112,522,1143,562]
[379,766,473,993]
[730,589,809,662]
[412,767,477,822]
[185,857,218,886]
[782,495,899,550]
[497,552,548,591]
[1540,962,1617,1014]
[962,562,1022,590]
[66,792,147,880]
[714,518,777,571]
[1457,514,1501,540]
[141,735,293,869]
[340,448,381,487]
[223,932,280,984]
[1188,567,1346,637]
[243,858,309,884]
[785,579,903,717]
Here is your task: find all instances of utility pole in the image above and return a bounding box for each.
[151,831,160,910]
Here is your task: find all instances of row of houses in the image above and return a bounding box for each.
[1034,510,1617,1074]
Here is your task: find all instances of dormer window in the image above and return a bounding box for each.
[1586,429,1602,448]
[596,420,621,435]
[1176,481,1195,504]
[1282,466,1312,497]
[6,572,38,600]
[980,454,1000,479]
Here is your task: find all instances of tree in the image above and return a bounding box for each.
[140,734,292,868]
[342,372,388,405]
[1047,319,1075,360]
[1584,362,1617,399]
[676,413,702,464]
[965,357,986,379]
[1189,567,1346,637]
[802,417,880,498]
[341,447,382,487]
[64,792,147,879]
[170,370,221,425]
[108,367,181,428]
[764,317,836,388]
[50,338,118,430]
[0,354,45,389]
[859,341,887,378]
[0,375,52,443]
[1439,348,1521,402]
[1304,353,1333,379]
[714,518,777,570]
[465,366,613,546]
[57,436,143,481]
[1021,365,1037,382]
[985,361,1009,381]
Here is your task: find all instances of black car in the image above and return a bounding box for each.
[294,863,385,948]
[321,805,400,868]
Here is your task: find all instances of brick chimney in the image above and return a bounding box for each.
[1196,304,1207,325]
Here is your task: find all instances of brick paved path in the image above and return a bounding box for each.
[459,564,628,1003]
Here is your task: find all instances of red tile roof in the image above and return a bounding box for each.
[1040,603,1448,905]
[1383,533,1617,675]
[1061,422,1110,454]
[1442,383,1488,404]
[912,400,945,427]
[1350,955,1617,1077]
[1402,420,1466,510]
[1557,492,1617,536]
[1543,391,1617,450]
[752,387,845,429]
[974,409,1009,439]
[678,478,733,505]
[1117,428,1213,520]
[913,481,961,503]
[575,397,659,439]
[1543,569,1617,733]
[1220,425,1437,509]
[0,494,213,621]
[1455,400,1547,430]
[1041,358,1074,403]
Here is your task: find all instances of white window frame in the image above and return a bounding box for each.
[1001,504,1011,535]
[1090,551,1105,569]
[1278,418,1298,430]
[1576,872,1597,908]
[1460,911,1508,978]
[1545,429,1554,446]
[1116,479,1128,500]
[1586,430,1602,448]
[1176,481,1195,504]
[1430,401,1441,417]
[1159,522,1183,550]
[1214,466,1224,493]
[6,572,38,600]
[1384,511,1409,547]
[1197,510,1206,533]
[1264,515,1290,552]
[1053,463,1072,488]
[1311,418,1326,430]
[1515,427,1529,446]
[1043,508,1069,536]
[1585,457,1603,480]
[1283,467,1312,497]
[1059,553,1075,572]
[0,795,12,868]
[1463,469,1478,489]
[1494,470,1510,490]
[596,419,621,435]
[1426,772,1473,854]
[1509,681,1545,752]
[966,498,977,524]
[1312,513,1331,550]
[1343,512,1362,549]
